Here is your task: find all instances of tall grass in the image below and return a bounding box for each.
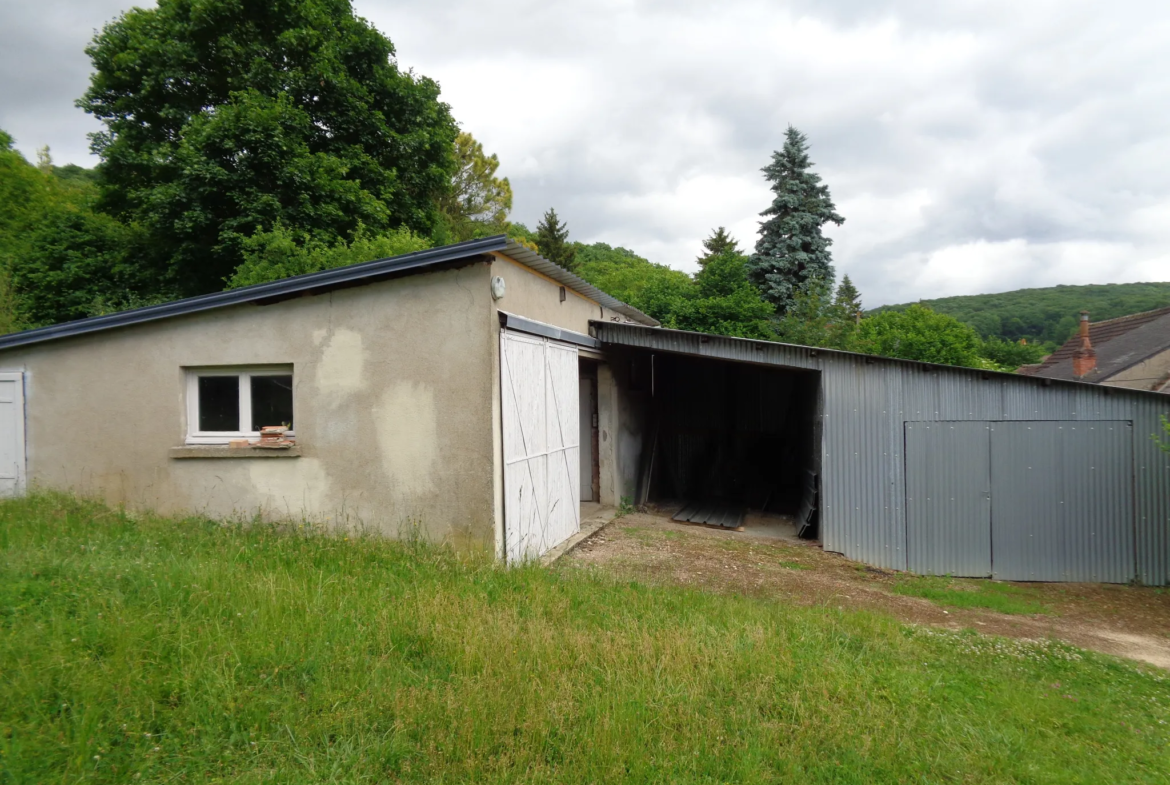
[1,493,1168,783]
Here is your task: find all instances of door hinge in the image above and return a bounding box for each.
[592,413,598,428]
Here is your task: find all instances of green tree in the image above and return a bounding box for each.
[857,305,985,368]
[696,227,740,269]
[0,129,153,329]
[573,242,775,340]
[680,251,775,339]
[227,224,431,289]
[79,0,458,296]
[574,242,690,314]
[534,208,576,271]
[979,337,1046,369]
[435,132,512,242]
[748,126,844,314]
[13,208,158,325]
[833,274,861,317]
[773,277,859,351]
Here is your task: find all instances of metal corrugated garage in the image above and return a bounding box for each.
[593,322,1170,585]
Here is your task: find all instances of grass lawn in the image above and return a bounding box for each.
[891,574,1050,615]
[1,494,1168,783]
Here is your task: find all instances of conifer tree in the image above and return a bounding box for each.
[696,226,740,269]
[534,208,577,271]
[833,274,862,317]
[747,126,844,314]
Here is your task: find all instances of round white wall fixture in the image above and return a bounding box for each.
[490,275,506,300]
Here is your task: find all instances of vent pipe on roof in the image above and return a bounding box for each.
[1072,310,1097,378]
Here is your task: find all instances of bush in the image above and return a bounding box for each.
[228,225,433,289]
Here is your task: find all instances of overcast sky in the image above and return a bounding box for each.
[2,0,1168,306]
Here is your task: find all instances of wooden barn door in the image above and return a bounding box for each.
[500,331,581,562]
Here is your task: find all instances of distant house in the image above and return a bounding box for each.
[1019,306,1170,393]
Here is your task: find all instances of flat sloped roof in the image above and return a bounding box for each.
[0,235,657,352]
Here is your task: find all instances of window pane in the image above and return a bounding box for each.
[198,376,239,432]
[251,375,293,431]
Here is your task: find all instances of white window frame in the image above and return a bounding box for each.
[185,366,295,445]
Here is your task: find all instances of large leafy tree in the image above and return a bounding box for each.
[78,0,458,296]
[227,223,431,289]
[748,126,844,314]
[436,132,512,242]
[857,305,985,368]
[0,132,158,328]
[534,208,576,271]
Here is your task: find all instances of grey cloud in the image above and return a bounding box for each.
[3,0,1168,305]
[0,0,137,161]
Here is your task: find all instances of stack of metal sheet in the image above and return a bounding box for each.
[672,502,745,530]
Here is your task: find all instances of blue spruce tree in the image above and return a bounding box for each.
[748,127,844,314]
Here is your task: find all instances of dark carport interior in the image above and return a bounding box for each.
[636,352,822,535]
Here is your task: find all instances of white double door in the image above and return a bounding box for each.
[500,331,580,562]
[0,373,24,497]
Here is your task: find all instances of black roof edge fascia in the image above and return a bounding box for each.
[499,311,601,349]
[591,320,1170,401]
[0,236,513,352]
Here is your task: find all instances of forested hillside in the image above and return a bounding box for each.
[874,283,1170,348]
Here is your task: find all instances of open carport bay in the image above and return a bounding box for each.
[594,322,1170,585]
[638,353,821,534]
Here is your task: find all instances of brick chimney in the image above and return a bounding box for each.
[1072,310,1097,378]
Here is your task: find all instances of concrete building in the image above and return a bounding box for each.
[1021,307,1170,393]
[0,237,656,559]
[0,237,1167,582]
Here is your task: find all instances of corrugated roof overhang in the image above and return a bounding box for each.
[592,321,1170,402]
[0,236,655,352]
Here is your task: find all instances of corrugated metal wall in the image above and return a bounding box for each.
[594,323,1170,584]
[989,421,1135,583]
[905,422,992,578]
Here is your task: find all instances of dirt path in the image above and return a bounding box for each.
[564,510,1170,670]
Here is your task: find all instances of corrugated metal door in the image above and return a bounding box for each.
[0,373,25,497]
[991,421,1134,583]
[905,422,991,577]
[501,331,580,562]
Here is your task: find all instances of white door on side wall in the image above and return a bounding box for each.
[0,373,26,497]
[500,331,580,562]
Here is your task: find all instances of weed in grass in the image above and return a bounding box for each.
[893,575,1050,615]
[1,492,1167,784]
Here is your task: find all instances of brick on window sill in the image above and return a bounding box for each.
[170,445,302,459]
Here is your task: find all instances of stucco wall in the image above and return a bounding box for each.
[0,263,498,549]
[488,253,626,332]
[1103,347,1170,392]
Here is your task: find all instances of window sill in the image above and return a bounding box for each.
[170,445,302,459]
